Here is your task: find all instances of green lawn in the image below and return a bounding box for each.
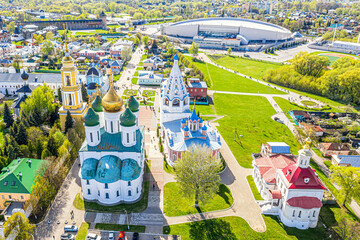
[246,175,263,200]
[273,97,304,120]
[95,223,146,233]
[164,182,233,217]
[75,222,89,240]
[73,182,149,213]
[163,214,330,240]
[185,56,284,94]
[208,54,282,80]
[214,94,300,168]
[312,148,325,158]
[301,100,317,106]
[142,90,156,97]
[146,160,151,173]
[132,78,138,85]
[123,89,138,96]
[192,104,215,116]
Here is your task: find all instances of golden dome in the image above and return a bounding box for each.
[102,85,123,112]
[62,55,73,63]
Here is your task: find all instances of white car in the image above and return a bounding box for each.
[86,233,101,240]
[108,231,114,240]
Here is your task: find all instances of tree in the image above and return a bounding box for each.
[33,34,44,45]
[3,102,13,127]
[189,42,199,57]
[7,22,15,33]
[330,165,360,206]
[291,52,330,77]
[174,145,221,207]
[41,40,54,59]
[45,31,54,40]
[16,123,27,145]
[81,83,88,103]
[227,47,232,55]
[142,35,149,47]
[3,212,35,240]
[57,88,62,103]
[20,83,57,125]
[121,46,132,61]
[65,111,74,133]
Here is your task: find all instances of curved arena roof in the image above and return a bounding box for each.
[163,17,292,42]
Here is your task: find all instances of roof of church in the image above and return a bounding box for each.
[95,155,121,183]
[12,95,28,109]
[128,95,139,113]
[286,196,323,209]
[120,108,136,127]
[121,158,141,181]
[254,154,297,184]
[83,107,99,127]
[79,127,144,153]
[16,85,34,93]
[87,64,101,77]
[92,95,103,112]
[282,163,325,190]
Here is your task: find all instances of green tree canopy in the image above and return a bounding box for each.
[330,165,360,206]
[174,145,221,206]
[291,52,330,77]
[3,212,35,240]
[20,83,57,125]
[189,42,199,57]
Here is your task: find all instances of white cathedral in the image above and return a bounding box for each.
[78,68,145,205]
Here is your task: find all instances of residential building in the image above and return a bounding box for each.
[0,158,45,209]
[186,78,207,102]
[142,56,164,70]
[331,155,360,167]
[137,71,163,86]
[319,143,351,157]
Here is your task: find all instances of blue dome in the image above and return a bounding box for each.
[87,64,101,76]
[202,125,207,131]
[184,125,189,131]
[199,118,203,123]
[95,155,121,183]
[189,109,199,121]
[120,159,141,181]
[87,82,97,90]
[81,158,98,180]
[181,118,186,124]
[174,54,179,61]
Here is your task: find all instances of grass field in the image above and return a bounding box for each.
[75,222,89,240]
[164,182,233,217]
[185,56,284,94]
[246,175,263,200]
[192,104,216,115]
[163,214,330,240]
[73,182,149,213]
[208,54,282,80]
[214,94,301,168]
[273,97,304,120]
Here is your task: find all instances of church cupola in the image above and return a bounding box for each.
[297,138,312,168]
[83,106,101,146]
[181,118,186,128]
[189,109,199,131]
[120,107,137,147]
[201,124,207,136]
[92,87,104,127]
[128,95,139,125]
[102,73,122,134]
[199,118,204,128]
[183,124,189,137]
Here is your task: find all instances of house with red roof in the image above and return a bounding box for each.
[252,139,325,229]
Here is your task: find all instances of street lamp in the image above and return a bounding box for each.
[124,209,130,230]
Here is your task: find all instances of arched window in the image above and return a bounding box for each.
[90,132,93,142]
[128,190,132,196]
[173,99,180,107]
[165,98,169,106]
[292,210,295,217]
[313,210,316,217]
[173,154,177,162]
[298,211,302,218]
[66,76,71,86]
[110,122,113,133]
[69,95,72,105]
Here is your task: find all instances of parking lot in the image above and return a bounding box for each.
[88,230,179,240]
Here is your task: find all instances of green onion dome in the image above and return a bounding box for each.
[83,107,99,126]
[128,95,139,112]
[120,107,136,127]
[92,95,103,112]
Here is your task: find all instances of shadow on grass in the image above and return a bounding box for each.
[217,184,231,205]
[188,213,238,240]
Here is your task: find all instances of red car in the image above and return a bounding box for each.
[118,231,125,240]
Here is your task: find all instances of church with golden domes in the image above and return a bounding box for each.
[59,43,88,130]
[78,67,145,205]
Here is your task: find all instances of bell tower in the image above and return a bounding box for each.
[59,31,88,130]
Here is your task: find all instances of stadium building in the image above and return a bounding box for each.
[162,18,293,51]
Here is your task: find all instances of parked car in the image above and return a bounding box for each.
[61,234,75,240]
[132,232,139,240]
[109,231,114,240]
[274,117,284,124]
[64,225,78,232]
[118,231,125,240]
[86,233,101,240]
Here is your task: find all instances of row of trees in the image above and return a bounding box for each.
[264,52,360,106]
